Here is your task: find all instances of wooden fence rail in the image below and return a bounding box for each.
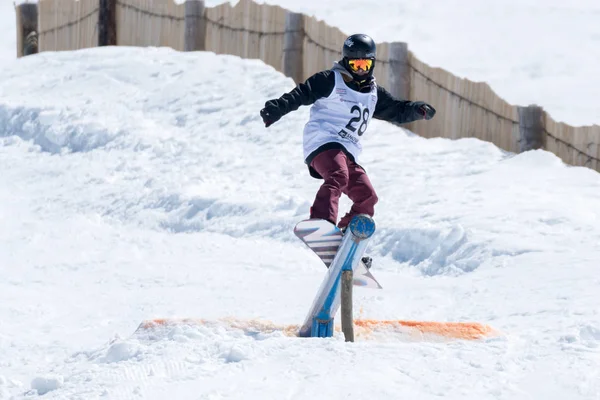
[14,0,600,173]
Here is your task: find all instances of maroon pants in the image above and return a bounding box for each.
[309,149,378,229]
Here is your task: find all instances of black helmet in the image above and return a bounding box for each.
[341,33,376,81]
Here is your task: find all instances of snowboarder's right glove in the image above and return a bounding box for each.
[260,103,282,128]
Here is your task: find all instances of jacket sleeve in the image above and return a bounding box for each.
[373,86,425,124]
[263,70,335,116]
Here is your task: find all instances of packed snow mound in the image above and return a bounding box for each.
[0,46,287,154]
[0,46,310,238]
[1,47,599,275]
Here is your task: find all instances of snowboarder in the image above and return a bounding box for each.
[260,33,436,231]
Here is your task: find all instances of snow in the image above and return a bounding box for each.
[30,375,64,396]
[1,0,600,398]
[1,45,599,399]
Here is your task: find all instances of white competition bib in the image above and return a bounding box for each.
[303,71,378,163]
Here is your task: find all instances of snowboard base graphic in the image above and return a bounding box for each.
[294,218,382,289]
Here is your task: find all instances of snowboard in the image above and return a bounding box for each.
[294,218,382,289]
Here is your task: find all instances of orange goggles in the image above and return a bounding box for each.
[348,59,373,72]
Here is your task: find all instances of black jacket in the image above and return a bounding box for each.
[262,63,434,177]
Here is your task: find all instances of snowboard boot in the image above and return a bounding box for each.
[361,256,372,269]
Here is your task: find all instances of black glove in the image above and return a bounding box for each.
[413,101,436,120]
[260,104,282,128]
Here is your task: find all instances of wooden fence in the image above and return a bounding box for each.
[37,0,99,51]
[116,0,185,50]
[15,0,600,172]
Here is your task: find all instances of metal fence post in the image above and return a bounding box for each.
[185,0,206,51]
[99,0,117,46]
[518,105,546,152]
[283,12,304,84]
[388,42,410,100]
[16,3,38,57]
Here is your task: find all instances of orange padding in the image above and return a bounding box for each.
[354,319,497,340]
[139,318,195,329]
[137,318,497,341]
[137,318,301,337]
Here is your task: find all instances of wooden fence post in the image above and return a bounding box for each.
[16,3,38,57]
[99,0,117,46]
[283,12,304,84]
[517,105,546,152]
[388,42,410,100]
[184,0,206,51]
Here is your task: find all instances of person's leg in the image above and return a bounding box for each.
[309,149,350,225]
[337,159,378,229]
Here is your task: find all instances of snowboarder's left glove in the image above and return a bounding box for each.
[413,102,436,120]
[260,104,282,128]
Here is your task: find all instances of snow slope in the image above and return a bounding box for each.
[1,47,599,399]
